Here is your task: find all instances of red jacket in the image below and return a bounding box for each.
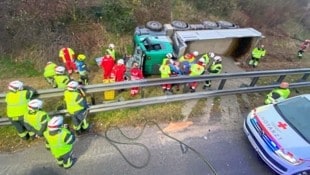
[130,67,143,80]
[111,64,126,82]
[100,55,115,79]
[300,40,310,51]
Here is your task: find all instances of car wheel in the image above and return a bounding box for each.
[146,21,163,31]
[171,20,188,29]
[217,20,238,29]
[202,21,219,29]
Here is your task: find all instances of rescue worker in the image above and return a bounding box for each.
[43,115,76,169]
[54,66,71,88]
[179,51,199,63]
[264,82,291,105]
[159,55,172,93]
[188,58,205,92]
[75,54,89,85]
[100,51,115,80]
[43,61,57,88]
[64,81,90,135]
[59,47,77,76]
[130,62,144,96]
[169,56,182,91]
[204,56,223,89]
[111,59,126,82]
[249,45,266,67]
[5,80,36,140]
[297,39,310,59]
[24,99,50,138]
[105,43,116,60]
[200,52,214,68]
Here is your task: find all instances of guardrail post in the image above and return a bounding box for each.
[218,79,226,90]
[299,73,310,82]
[249,77,259,87]
[276,75,286,83]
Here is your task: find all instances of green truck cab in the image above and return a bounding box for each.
[129,34,173,75]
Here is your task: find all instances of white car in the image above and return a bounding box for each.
[244,94,310,175]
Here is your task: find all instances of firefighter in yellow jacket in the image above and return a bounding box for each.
[5,80,36,140]
[44,116,76,169]
[249,45,266,67]
[64,81,90,135]
[264,82,291,105]
[24,99,50,139]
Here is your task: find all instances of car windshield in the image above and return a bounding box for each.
[275,96,310,143]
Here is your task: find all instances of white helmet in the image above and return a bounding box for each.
[8,80,23,92]
[109,43,115,49]
[67,81,79,91]
[117,59,124,65]
[198,58,205,63]
[55,66,65,75]
[48,116,64,131]
[28,99,43,111]
[193,51,199,57]
[214,56,222,62]
[208,52,215,58]
[166,53,173,58]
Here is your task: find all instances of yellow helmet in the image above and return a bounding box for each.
[77,54,86,61]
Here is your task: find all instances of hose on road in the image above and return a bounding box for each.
[104,120,218,175]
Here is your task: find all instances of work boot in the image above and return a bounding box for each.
[190,88,196,93]
[75,130,82,136]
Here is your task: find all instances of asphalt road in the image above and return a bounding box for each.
[0,97,276,175]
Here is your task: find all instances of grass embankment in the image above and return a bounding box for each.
[0,72,206,152]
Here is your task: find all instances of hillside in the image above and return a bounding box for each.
[0,0,309,73]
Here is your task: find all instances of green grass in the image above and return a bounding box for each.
[0,56,41,78]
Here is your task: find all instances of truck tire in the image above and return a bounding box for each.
[146,21,163,31]
[202,21,219,29]
[217,21,239,29]
[171,20,188,29]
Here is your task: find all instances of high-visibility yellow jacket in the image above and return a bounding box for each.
[24,110,50,136]
[54,75,70,88]
[252,47,266,59]
[6,90,30,119]
[43,128,74,158]
[44,63,57,78]
[189,64,205,76]
[64,90,85,114]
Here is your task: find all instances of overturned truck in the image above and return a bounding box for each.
[126,20,263,75]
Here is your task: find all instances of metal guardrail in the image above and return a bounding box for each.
[1,68,310,102]
[0,68,310,126]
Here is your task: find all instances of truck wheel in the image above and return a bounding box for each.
[202,21,219,29]
[171,20,188,29]
[217,21,239,29]
[146,21,163,31]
